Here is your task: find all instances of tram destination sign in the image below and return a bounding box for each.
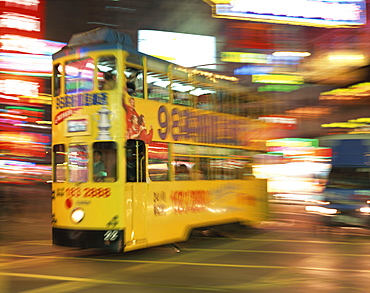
[204,0,366,28]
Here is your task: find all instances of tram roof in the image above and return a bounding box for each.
[68,27,134,48]
[52,27,137,60]
[52,27,242,87]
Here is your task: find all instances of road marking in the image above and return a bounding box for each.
[224,237,370,245]
[0,272,223,292]
[182,248,370,257]
[1,254,370,273]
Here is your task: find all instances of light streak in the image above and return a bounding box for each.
[0,12,40,31]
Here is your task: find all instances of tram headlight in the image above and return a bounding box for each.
[71,207,85,223]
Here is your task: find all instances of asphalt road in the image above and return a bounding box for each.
[1,184,370,292]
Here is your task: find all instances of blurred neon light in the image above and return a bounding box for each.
[138,30,216,69]
[286,107,332,118]
[222,52,303,64]
[320,82,370,100]
[175,66,238,82]
[252,74,304,84]
[0,35,66,55]
[26,94,51,105]
[0,113,27,120]
[36,120,51,124]
[259,116,297,125]
[349,117,370,123]
[0,79,39,96]
[321,122,364,128]
[0,70,51,77]
[258,85,301,92]
[321,117,370,129]
[328,54,365,61]
[221,52,268,63]
[0,118,25,124]
[234,65,273,75]
[0,53,52,73]
[0,0,39,7]
[14,123,50,129]
[266,138,318,148]
[0,93,19,100]
[208,0,366,27]
[0,12,40,31]
[6,106,44,112]
[273,51,311,57]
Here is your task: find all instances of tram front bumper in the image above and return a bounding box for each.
[52,227,124,252]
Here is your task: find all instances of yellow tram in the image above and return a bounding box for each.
[51,27,269,252]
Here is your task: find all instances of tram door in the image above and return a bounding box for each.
[125,140,148,247]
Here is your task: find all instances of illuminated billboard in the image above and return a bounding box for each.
[204,0,366,28]
[138,30,216,69]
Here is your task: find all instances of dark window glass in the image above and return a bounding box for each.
[65,58,94,94]
[148,142,169,181]
[68,145,88,182]
[93,142,117,182]
[53,63,62,96]
[53,144,66,182]
[126,140,146,182]
[98,55,117,91]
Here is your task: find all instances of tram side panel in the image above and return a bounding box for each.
[124,178,268,250]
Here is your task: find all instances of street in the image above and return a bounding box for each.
[1,184,370,292]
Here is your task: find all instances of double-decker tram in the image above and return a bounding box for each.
[51,27,269,252]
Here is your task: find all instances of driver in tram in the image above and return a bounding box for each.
[93,150,107,182]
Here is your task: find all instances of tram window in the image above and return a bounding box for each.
[126,140,146,182]
[194,158,210,180]
[147,72,170,103]
[173,156,193,181]
[53,63,62,96]
[209,158,238,180]
[172,80,194,106]
[92,142,117,182]
[195,93,214,111]
[98,55,117,91]
[68,145,88,183]
[209,158,223,180]
[65,58,94,94]
[53,144,67,182]
[223,159,238,179]
[125,67,144,98]
[148,142,169,181]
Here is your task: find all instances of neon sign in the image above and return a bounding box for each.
[252,74,304,85]
[0,79,39,96]
[0,0,39,7]
[0,12,40,31]
[234,65,273,75]
[0,35,65,54]
[0,53,53,73]
[205,0,366,27]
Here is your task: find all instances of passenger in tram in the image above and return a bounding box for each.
[125,68,139,96]
[102,72,116,90]
[127,81,136,95]
[93,150,107,182]
[175,164,190,181]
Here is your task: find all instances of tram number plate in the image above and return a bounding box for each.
[104,230,119,241]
